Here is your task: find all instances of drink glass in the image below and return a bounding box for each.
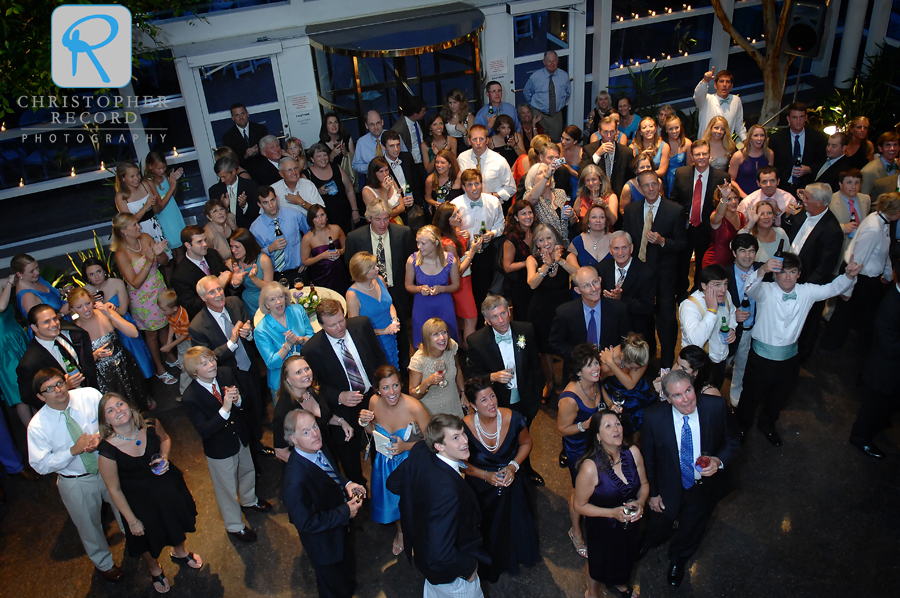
[612,390,626,412]
[433,359,448,388]
[150,453,167,475]
[621,500,639,529]
[504,361,515,389]
[495,468,507,496]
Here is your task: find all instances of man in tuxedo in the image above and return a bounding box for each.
[860,132,899,195]
[247,135,284,186]
[171,225,234,319]
[641,369,740,587]
[181,347,271,543]
[381,129,423,225]
[387,414,488,597]
[726,234,762,407]
[768,102,828,196]
[669,140,730,299]
[344,200,414,368]
[283,409,365,598]
[549,266,632,376]
[300,299,387,485]
[598,231,657,354]
[466,295,545,485]
[812,132,850,192]
[17,305,98,409]
[189,276,269,456]
[209,156,260,229]
[221,103,268,167]
[390,95,428,185]
[622,170,687,365]
[781,183,844,361]
[578,116,632,196]
[828,168,871,268]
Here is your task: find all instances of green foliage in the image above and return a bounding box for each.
[65,230,119,287]
[610,63,676,119]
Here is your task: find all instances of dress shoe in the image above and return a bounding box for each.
[97,564,124,581]
[763,431,783,447]
[16,465,40,481]
[849,438,885,459]
[558,450,569,469]
[229,527,258,542]
[667,563,684,587]
[258,446,276,457]
[527,470,545,486]
[243,499,273,513]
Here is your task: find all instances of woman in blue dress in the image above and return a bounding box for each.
[11,253,66,338]
[568,204,613,269]
[599,333,655,443]
[405,225,460,348]
[228,228,273,318]
[556,343,604,559]
[631,117,670,183]
[346,252,400,368]
[0,273,31,426]
[358,365,431,556]
[254,282,314,401]
[663,115,692,196]
[144,152,186,253]
[617,151,655,215]
[616,97,641,144]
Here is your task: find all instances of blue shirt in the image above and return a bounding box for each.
[250,208,307,270]
[352,132,407,174]
[474,102,521,132]
[523,67,570,115]
[582,301,601,343]
[733,264,756,329]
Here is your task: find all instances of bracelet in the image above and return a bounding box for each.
[129,520,141,527]
[352,209,359,212]
[413,385,422,396]
[508,460,520,472]
[539,269,548,278]
[576,421,586,433]
[483,470,487,480]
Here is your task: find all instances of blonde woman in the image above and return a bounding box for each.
[663,115,693,195]
[114,161,170,258]
[701,115,736,171]
[408,317,467,417]
[730,124,774,197]
[346,252,400,368]
[405,225,460,347]
[254,282,314,398]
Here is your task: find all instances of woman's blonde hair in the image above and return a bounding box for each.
[702,116,736,154]
[663,115,686,146]
[348,252,377,283]
[110,212,138,251]
[527,136,559,166]
[751,198,778,235]
[742,124,770,157]
[420,317,450,355]
[258,281,291,316]
[114,161,142,201]
[621,332,650,367]
[66,287,93,309]
[98,393,147,439]
[415,225,447,268]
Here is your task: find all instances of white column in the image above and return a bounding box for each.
[709,0,735,71]
[863,0,894,71]
[174,57,216,192]
[834,0,869,87]
[593,0,611,95]
[480,5,514,101]
[567,7,587,128]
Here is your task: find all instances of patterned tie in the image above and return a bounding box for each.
[604,150,614,179]
[639,205,654,262]
[548,74,557,115]
[199,260,211,275]
[680,415,694,490]
[470,199,483,208]
[220,311,252,371]
[475,155,482,173]
[211,383,223,405]
[616,267,626,288]
[375,142,383,158]
[587,309,598,347]
[691,174,703,227]
[64,408,98,474]
[55,338,80,373]
[846,197,859,223]
[316,451,342,486]
[496,332,512,343]
[337,339,366,392]
[271,219,286,272]
[376,236,388,287]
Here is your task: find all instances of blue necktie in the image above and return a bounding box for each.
[414,122,422,151]
[587,309,598,347]
[792,134,801,162]
[316,451,342,486]
[680,415,694,490]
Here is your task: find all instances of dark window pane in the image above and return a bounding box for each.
[731,5,765,45]
[142,108,195,155]
[513,55,570,108]
[610,14,716,68]
[513,11,570,58]
[201,58,278,114]
[133,50,182,98]
[611,1,712,21]
[609,60,708,111]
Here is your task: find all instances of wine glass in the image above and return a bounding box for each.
[433,359,448,388]
[279,277,289,289]
[621,500,639,529]
[694,452,712,485]
[473,233,483,254]
[150,453,167,476]
[495,468,507,496]
[504,361,515,389]
[611,389,626,413]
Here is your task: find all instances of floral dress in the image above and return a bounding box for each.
[127,256,167,331]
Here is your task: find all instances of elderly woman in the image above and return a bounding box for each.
[301,204,350,291]
[254,282,314,400]
[703,182,746,268]
[11,253,67,326]
[524,141,577,243]
[306,142,359,235]
[574,411,648,598]
[409,317,467,417]
[203,198,236,262]
[346,252,400,368]
[587,91,614,139]
[97,393,200,594]
[599,333,654,442]
[228,228,273,318]
[557,343,604,559]
[461,377,539,583]
[359,364,431,555]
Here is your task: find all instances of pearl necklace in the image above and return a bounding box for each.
[126,238,143,253]
[474,410,502,452]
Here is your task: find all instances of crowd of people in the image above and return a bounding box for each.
[2,56,900,598]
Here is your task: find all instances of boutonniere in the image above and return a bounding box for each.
[516,335,526,349]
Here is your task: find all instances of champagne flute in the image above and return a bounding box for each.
[504,361,515,389]
[433,359,447,388]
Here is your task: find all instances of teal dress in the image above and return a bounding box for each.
[153,178,186,250]
[108,294,154,379]
[235,255,264,318]
[350,278,399,368]
[370,423,409,524]
[0,307,28,407]
[16,277,63,339]
[254,304,315,396]
[665,151,687,196]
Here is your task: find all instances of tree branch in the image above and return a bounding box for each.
[711,0,764,68]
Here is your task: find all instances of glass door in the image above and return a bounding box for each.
[510,9,574,121]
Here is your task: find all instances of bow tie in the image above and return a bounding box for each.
[739,271,752,281]
[470,200,483,208]
[782,291,797,301]
[887,163,898,173]
[495,333,512,343]
[718,96,732,106]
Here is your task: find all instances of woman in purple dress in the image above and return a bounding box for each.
[300,205,351,292]
[404,225,460,348]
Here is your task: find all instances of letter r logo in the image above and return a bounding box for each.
[52,5,132,88]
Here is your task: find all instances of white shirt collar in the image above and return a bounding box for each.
[436,453,461,473]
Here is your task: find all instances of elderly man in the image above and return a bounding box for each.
[208,156,259,229]
[768,102,828,195]
[598,230,657,352]
[271,156,324,218]
[737,166,796,228]
[456,125,515,206]
[352,110,406,185]
[283,409,365,598]
[860,132,899,195]
[579,115,633,196]
[523,51,570,142]
[250,185,308,281]
[692,67,746,140]
[812,132,850,192]
[474,81,520,132]
[222,103,268,166]
[248,134,284,186]
[171,225,234,319]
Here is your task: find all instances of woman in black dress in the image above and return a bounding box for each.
[574,411,649,598]
[305,143,360,235]
[97,393,200,594]
[462,378,538,583]
[501,200,536,319]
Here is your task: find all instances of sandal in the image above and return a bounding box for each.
[568,527,588,558]
[169,550,203,569]
[615,587,637,598]
[392,532,404,556]
[157,372,177,385]
[151,569,170,594]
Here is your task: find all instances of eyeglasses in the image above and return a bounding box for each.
[41,380,66,394]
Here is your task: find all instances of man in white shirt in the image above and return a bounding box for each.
[678,265,736,387]
[271,157,324,218]
[738,253,861,446]
[456,125,515,207]
[693,67,747,141]
[27,368,125,582]
[738,166,797,228]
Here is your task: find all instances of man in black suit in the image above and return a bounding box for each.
[578,115,632,196]
[247,135,284,186]
[171,225,234,319]
[781,182,845,361]
[381,129,423,226]
[622,170,687,365]
[390,95,428,188]
[466,295,545,485]
[599,230,657,355]
[387,414,488,597]
[549,266,633,376]
[300,299,387,485]
[768,102,828,196]
[641,369,740,587]
[812,132,850,192]
[283,409,365,598]
[344,200,414,368]
[208,156,259,229]
[669,140,730,299]
[181,347,272,543]
[17,305,98,409]
[221,103,268,167]
[189,275,269,456]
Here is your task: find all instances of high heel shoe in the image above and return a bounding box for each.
[568,527,588,558]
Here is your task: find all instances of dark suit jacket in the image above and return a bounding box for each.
[387,151,425,212]
[181,367,250,459]
[641,394,740,519]
[188,297,258,372]
[862,284,900,394]
[548,298,633,374]
[726,261,763,332]
[781,209,843,285]
[246,156,282,187]
[669,166,730,234]
[390,119,418,158]
[769,126,828,194]
[171,252,231,320]
[222,121,268,168]
[813,155,849,192]
[344,223,414,313]
[208,177,260,230]
[17,324,98,409]
[578,141,632,196]
[596,258,656,343]
[621,199,687,277]
[283,445,351,566]
[300,318,387,420]
[387,442,486,585]
[872,174,899,199]
[465,321,543,420]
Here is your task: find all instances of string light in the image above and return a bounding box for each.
[70,167,76,177]
[100,161,106,171]
[1,123,5,132]
[173,147,179,157]
[19,178,24,187]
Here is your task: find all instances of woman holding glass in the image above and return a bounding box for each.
[432,203,481,348]
[346,252,400,368]
[599,333,654,441]
[318,112,356,173]
[422,113,458,175]
[424,149,462,210]
[306,142,359,235]
[409,317,467,417]
[361,157,405,223]
[254,282,314,400]
[228,229,273,318]
[743,198,790,262]
[488,114,525,167]
[574,411,648,598]
[405,225,460,347]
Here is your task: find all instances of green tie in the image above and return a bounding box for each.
[64,407,98,474]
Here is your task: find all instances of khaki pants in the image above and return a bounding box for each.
[206,443,258,533]
[57,473,122,571]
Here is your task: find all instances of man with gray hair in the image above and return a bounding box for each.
[523,50,570,142]
[597,230,657,352]
[249,134,285,185]
[271,156,324,217]
[208,156,259,228]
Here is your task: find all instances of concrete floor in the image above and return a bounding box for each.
[1,327,898,598]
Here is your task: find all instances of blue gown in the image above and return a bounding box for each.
[560,389,600,486]
[16,277,63,339]
[665,151,687,196]
[108,294,154,379]
[571,235,612,270]
[626,179,645,206]
[235,255,264,318]
[350,278,399,367]
[153,178,186,251]
[370,423,409,524]
[411,252,458,347]
[604,376,656,435]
